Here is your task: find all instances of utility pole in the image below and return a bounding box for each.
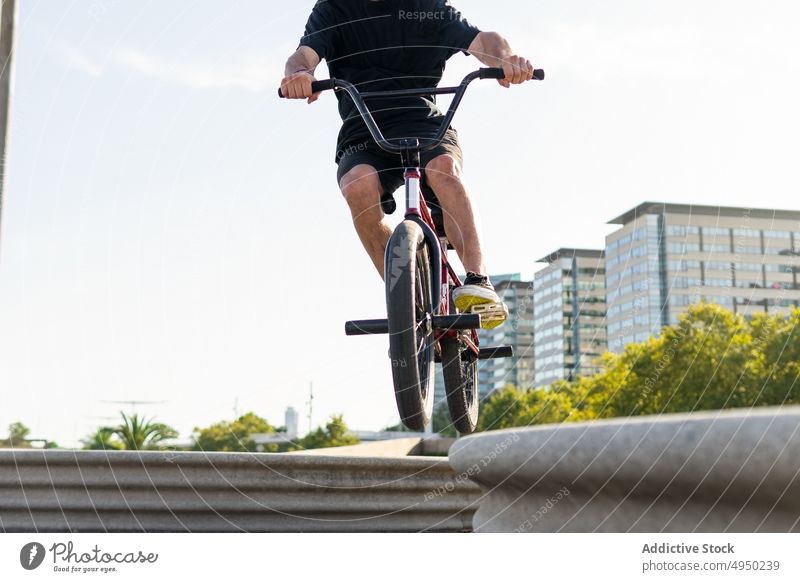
[306,382,313,434]
[0,0,18,247]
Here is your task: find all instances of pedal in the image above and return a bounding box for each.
[467,302,509,329]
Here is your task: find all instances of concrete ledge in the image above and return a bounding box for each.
[286,437,423,457]
[286,437,454,457]
[0,450,479,532]
[449,406,800,532]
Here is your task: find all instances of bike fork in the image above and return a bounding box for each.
[402,166,445,316]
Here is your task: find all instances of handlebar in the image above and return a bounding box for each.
[278,67,544,154]
[309,79,336,95]
[477,67,545,81]
[278,67,544,97]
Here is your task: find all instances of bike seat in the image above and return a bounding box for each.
[380,191,397,214]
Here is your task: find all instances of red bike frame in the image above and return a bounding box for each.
[401,166,481,358]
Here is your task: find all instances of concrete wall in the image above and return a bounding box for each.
[449,407,800,532]
[0,449,478,532]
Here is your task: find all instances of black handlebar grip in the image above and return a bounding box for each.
[479,67,506,80]
[278,79,336,98]
[479,67,546,81]
[311,79,335,93]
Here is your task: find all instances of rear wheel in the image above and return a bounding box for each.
[385,221,435,431]
[441,335,479,434]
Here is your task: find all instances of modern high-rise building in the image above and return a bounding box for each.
[476,276,535,395]
[433,274,534,407]
[605,202,800,353]
[533,249,607,387]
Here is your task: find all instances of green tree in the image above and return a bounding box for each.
[382,422,410,432]
[291,414,359,451]
[82,427,123,451]
[748,308,800,405]
[104,413,178,451]
[477,382,578,431]
[7,422,30,446]
[431,401,458,437]
[1,422,58,449]
[192,412,277,453]
[585,303,767,419]
[0,422,31,448]
[478,303,800,431]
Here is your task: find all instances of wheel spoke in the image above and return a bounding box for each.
[414,256,432,377]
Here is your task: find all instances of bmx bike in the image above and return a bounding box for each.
[280,67,544,433]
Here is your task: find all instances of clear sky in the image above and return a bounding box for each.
[2,0,800,447]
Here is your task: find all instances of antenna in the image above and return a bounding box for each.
[101,400,166,415]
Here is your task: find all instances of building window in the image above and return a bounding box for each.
[702,226,730,238]
[705,261,732,271]
[666,242,700,254]
[733,228,761,238]
[734,245,762,255]
[764,230,791,239]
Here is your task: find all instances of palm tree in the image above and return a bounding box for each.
[109,413,178,450]
[82,427,122,450]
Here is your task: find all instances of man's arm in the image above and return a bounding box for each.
[280,46,322,103]
[467,31,534,88]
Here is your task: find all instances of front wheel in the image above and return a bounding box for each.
[385,221,435,431]
[441,335,479,434]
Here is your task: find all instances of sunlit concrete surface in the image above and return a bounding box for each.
[0,449,478,532]
[449,407,800,532]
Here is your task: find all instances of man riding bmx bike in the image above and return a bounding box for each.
[280,0,536,329]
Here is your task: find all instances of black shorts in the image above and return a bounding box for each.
[335,127,463,199]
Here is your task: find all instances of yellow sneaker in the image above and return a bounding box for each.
[452,273,509,330]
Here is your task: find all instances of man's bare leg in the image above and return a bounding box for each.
[424,154,508,328]
[339,164,392,279]
[424,154,486,275]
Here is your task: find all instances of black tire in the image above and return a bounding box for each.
[441,336,479,434]
[385,221,435,431]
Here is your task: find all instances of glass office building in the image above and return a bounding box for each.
[606,202,800,353]
[533,249,607,387]
[476,277,535,395]
[433,274,534,407]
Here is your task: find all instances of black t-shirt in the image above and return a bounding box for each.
[298,0,481,156]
